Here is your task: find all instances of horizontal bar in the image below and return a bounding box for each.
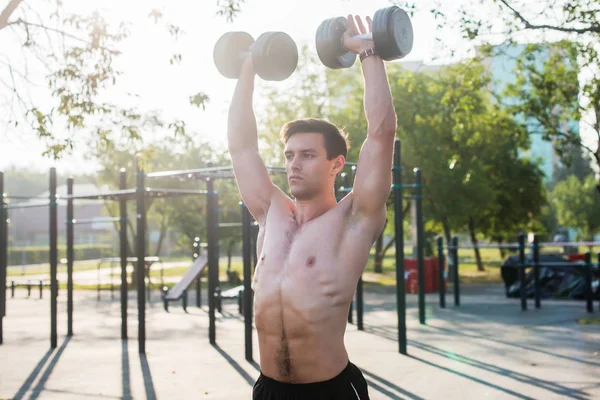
[539,241,600,247]
[446,244,519,249]
[147,165,286,179]
[219,222,243,228]
[63,188,206,201]
[3,194,48,200]
[63,189,136,200]
[67,217,123,225]
[4,202,51,210]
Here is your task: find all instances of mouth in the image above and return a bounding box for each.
[289,175,302,182]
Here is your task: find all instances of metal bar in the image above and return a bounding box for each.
[67,178,74,336]
[50,168,58,349]
[445,243,520,250]
[5,202,50,210]
[194,237,201,308]
[539,241,600,247]
[452,237,460,306]
[242,202,253,361]
[532,234,541,309]
[69,217,122,225]
[206,178,217,345]
[0,172,5,344]
[119,169,128,339]
[393,139,407,355]
[414,168,425,325]
[136,162,146,354]
[437,237,445,308]
[584,252,593,313]
[518,234,527,311]
[144,188,208,196]
[62,189,137,200]
[218,222,243,228]
[147,165,286,179]
[4,194,47,200]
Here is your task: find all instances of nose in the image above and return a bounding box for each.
[289,155,301,172]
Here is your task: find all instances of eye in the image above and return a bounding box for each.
[285,154,293,161]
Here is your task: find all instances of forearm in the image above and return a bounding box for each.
[361,56,397,137]
[227,69,258,154]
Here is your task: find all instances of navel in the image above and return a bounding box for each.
[306,256,316,268]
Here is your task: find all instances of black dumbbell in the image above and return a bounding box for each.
[315,6,413,69]
[213,31,299,81]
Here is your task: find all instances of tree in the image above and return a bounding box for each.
[0,0,245,159]
[405,0,600,196]
[552,175,600,241]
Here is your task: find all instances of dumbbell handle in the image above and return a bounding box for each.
[355,33,374,40]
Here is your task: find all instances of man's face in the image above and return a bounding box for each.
[284,132,336,201]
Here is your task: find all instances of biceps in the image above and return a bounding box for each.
[352,137,394,214]
[231,149,276,220]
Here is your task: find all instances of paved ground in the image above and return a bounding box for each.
[1,284,599,399]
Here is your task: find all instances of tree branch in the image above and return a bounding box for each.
[498,0,600,34]
[0,0,24,30]
[7,18,120,54]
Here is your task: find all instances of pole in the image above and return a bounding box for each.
[242,202,253,361]
[452,237,460,306]
[50,167,58,349]
[584,252,593,313]
[206,178,217,345]
[0,172,5,344]
[414,168,425,325]
[518,233,527,311]
[532,234,541,309]
[119,169,128,339]
[437,237,445,308]
[67,178,74,336]
[392,139,407,354]
[136,161,146,353]
[194,237,201,308]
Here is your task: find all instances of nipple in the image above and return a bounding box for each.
[306,256,316,268]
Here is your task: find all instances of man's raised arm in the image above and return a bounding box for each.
[346,16,397,217]
[227,59,277,222]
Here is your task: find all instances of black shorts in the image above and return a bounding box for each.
[252,361,370,400]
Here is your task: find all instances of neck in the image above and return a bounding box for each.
[293,191,337,225]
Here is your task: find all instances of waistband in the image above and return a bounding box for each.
[257,361,354,393]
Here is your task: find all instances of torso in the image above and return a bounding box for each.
[252,192,385,383]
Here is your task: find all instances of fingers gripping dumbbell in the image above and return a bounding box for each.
[213,31,299,81]
[316,6,413,69]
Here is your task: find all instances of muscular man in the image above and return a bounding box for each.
[227,14,396,400]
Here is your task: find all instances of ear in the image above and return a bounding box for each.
[331,155,345,176]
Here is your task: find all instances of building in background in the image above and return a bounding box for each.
[479,42,580,183]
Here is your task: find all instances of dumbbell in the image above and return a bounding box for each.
[315,6,413,69]
[213,31,299,81]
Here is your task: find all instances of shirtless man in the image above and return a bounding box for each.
[227,14,396,400]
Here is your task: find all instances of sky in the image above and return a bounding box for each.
[0,0,596,174]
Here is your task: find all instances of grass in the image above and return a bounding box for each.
[7,260,102,277]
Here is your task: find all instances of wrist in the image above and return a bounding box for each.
[359,47,379,63]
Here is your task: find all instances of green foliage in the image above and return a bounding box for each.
[551,175,600,240]
[405,0,600,195]
[1,0,220,159]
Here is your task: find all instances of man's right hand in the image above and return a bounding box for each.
[240,47,255,78]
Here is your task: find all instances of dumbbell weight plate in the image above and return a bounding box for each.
[388,7,413,59]
[315,17,357,69]
[373,6,413,61]
[213,31,255,79]
[253,32,299,81]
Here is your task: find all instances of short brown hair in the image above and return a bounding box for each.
[279,118,349,159]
